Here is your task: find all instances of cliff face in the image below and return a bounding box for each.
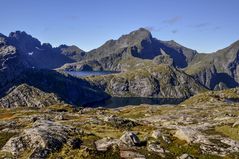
[87,63,207,99]
[1,31,85,70]
[0,34,28,92]
[186,41,239,90]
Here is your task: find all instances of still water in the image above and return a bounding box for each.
[67,71,185,108]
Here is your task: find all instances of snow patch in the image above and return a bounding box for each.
[28,52,34,56]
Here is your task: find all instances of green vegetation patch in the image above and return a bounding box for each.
[215,125,239,141]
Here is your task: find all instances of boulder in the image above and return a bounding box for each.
[2,120,81,158]
[174,127,209,144]
[177,153,194,159]
[147,143,165,153]
[232,120,239,127]
[95,137,119,151]
[103,115,138,129]
[120,151,145,159]
[151,130,161,139]
[120,132,141,146]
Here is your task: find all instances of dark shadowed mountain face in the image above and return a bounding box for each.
[186,40,239,90]
[0,68,110,107]
[61,28,197,71]
[0,34,28,89]
[2,31,85,69]
[0,33,109,107]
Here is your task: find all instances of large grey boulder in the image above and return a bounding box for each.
[1,120,81,158]
[174,127,209,144]
[120,132,141,146]
[120,151,146,159]
[151,130,162,139]
[95,137,119,151]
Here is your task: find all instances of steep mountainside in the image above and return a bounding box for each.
[61,28,197,71]
[86,61,207,98]
[0,84,63,108]
[0,34,28,89]
[1,31,85,69]
[186,40,239,90]
[1,69,109,106]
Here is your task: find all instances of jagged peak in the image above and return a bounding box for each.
[122,27,152,40]
[0,33,6,38]
[9,31,29,38]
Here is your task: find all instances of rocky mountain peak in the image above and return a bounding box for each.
[8,31,41,53]
[0,34,7,46]
[9,31,28,39]
[117,28,153,46]
[128,28,152,39]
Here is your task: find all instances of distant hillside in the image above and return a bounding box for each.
[186,40,239,90]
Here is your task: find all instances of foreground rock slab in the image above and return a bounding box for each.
[2,120,81,158]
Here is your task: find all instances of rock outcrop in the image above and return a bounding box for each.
[87,64,207,98]
[120,132,141,146]
[0,84,62,108]
[2,120,82,158]
[186,41,239,90]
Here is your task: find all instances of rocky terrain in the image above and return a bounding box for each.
[186,40,239,90]
[1,28,239,159]
[0,88,238,158]
[0,32,110,106]
[0,69,110,107]
[60,28,197,71]
[59,28,239,91]
[1,31,85,70]
[86,59,206,98]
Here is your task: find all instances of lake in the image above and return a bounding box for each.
[67,71,185,108]
[66,71,119,77]
[84,97,185,108]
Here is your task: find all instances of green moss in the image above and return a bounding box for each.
[158,136,222,158]
[49,144,120,159]
[0,132,16,149]
[215,125,239,141]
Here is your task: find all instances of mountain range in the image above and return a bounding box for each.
[0,28,239,107]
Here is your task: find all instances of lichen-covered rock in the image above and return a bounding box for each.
[174,127,209,144]
[95,137,119,151]
[151,130,162,139]
[147,143,165,153]
[177,153,194,159]
[120,151,146,159]
[103,115,138,129]
[2,120,82,158]
[120,132,141,147]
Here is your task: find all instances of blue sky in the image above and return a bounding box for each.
[0,0,239,53]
